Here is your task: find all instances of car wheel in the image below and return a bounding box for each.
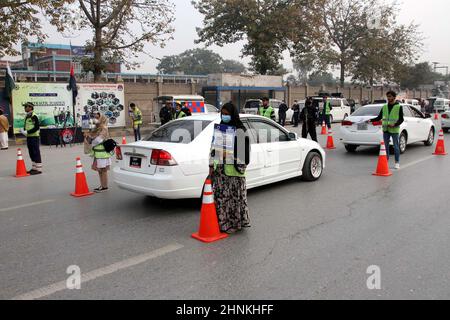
[345,144,358,153]
[424,128,435,146]
[301,151,323,182]
[399,132,407,154]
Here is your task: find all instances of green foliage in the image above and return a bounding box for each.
[157,49,246,75]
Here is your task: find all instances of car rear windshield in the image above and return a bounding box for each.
[352,106,382,116]
[146,120,212,144]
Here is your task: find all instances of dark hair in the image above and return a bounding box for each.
[24,102,34,110]
[221,102,246,131]
[0,109,3,115]
[130,103,136,108]
[262,97,269,102]
[386,91,397,97]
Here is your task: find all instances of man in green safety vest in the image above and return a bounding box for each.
[130,103,143,141]
[259,97,276,121]
[369,91,404,170]
[322,96,333,130]
[20,102,43,175]
[173,103,186,120]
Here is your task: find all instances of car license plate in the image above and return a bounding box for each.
[357,123,368,130]
[129,157,142,168]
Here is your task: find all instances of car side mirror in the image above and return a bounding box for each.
[288,132,298,140]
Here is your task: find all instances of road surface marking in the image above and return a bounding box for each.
[12,243,184,300]
[0,200,55,213]
[398,155,435,171]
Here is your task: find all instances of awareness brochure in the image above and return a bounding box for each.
[212,124,236,164]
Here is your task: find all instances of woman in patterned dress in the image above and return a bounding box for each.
[209,102,251,234]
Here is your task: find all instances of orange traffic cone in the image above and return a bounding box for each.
[71,158,94,198]
[433,129,447,156]
[373,141,393,177]
[321,121,327,135]
[326,129,336,150]
[192,179,228,243]
[15,149,30,178]
[122,136,127,145]
[435,113,439,120]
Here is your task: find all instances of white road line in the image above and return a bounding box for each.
[0,200,55,213]
[398,155,436,171]
[11,243,184,300]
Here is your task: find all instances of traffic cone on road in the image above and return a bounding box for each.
[326,129,336,150]
[192,179,228,243]
[373,141,393,177]
[433,129,447,156]
[15,149,30,178]
[435,113,440,120]
[122,136,127,145]
[321,121,327,135]
[71,158,94,198]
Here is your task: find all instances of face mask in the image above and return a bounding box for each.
[222,115,232,124]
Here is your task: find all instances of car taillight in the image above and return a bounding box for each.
[442,114,449,119]
[342,120,353,126]
[151,149,177,166]
[372,121,382,126]
[115,146,123,160]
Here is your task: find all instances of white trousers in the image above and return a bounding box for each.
[0,132,8,149]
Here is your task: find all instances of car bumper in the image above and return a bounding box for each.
[442,118,450,128]
[339,127,384,146]
[113,166,205,199]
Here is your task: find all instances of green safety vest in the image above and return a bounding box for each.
[213,160,246,178]
[324,101,331,115]
[133,108,143,127]
[174,111,186,120]
[382,104,401,134]
[91,143,112,159]
[259,106,274,119]
[24,112,40,137]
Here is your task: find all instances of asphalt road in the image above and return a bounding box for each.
[1,121,450,300]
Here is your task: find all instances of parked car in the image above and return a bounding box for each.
[427,97,450,113]
[441,111,450,133]
[113,114,326,199]
[340,104,435,153]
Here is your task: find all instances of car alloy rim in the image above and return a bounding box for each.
[400,135,406,152]
[311,156,322,178]
[428,130,434,144]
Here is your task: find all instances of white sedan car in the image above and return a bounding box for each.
[441,112,450,133]
[340,104,436,153]
[113,114,326,199]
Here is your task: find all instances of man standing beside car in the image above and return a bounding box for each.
[368,91,404,170]
[291,100,300,127]
[323,96,333,130]
[300,98,318,142]
[259,97,276,121]
[278,100,288,127]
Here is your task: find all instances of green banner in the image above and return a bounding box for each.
[12,83,73,133]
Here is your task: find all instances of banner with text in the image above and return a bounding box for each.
[12,83,73,133]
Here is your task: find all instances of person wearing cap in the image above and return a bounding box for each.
[0,109,9,150]
[259,97,275,121]
[130,103,143,141]
[173,103,186,120]
[368,91,404,170]
[21,103,42,175]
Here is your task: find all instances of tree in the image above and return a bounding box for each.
[395,62,442,89]
[318,0,421,86]
[0,0,70,58]
[308,71,337,86]
[157,49,246,75]
[193,0,320,75]
[221,59,246,74]
[54,0,175,81]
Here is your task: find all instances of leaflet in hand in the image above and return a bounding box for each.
[212,124,236,165]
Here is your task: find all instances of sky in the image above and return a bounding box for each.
[10,0,450,75]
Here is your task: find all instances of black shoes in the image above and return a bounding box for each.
[29,170,42,175]
[94,187,109,193]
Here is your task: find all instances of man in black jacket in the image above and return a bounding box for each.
[291,101,300,127]
[278,101,288,127]
[159,102,174,126]
[300,98,318,142]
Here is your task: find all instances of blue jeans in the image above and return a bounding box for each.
[134,125,141,141]
[322,113,331,129]
[383,132,400,163]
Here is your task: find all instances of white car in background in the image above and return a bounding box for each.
[243,99,294,123]
[441,111,450,133]
[113,114,326,199]
[340,104,435,153]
